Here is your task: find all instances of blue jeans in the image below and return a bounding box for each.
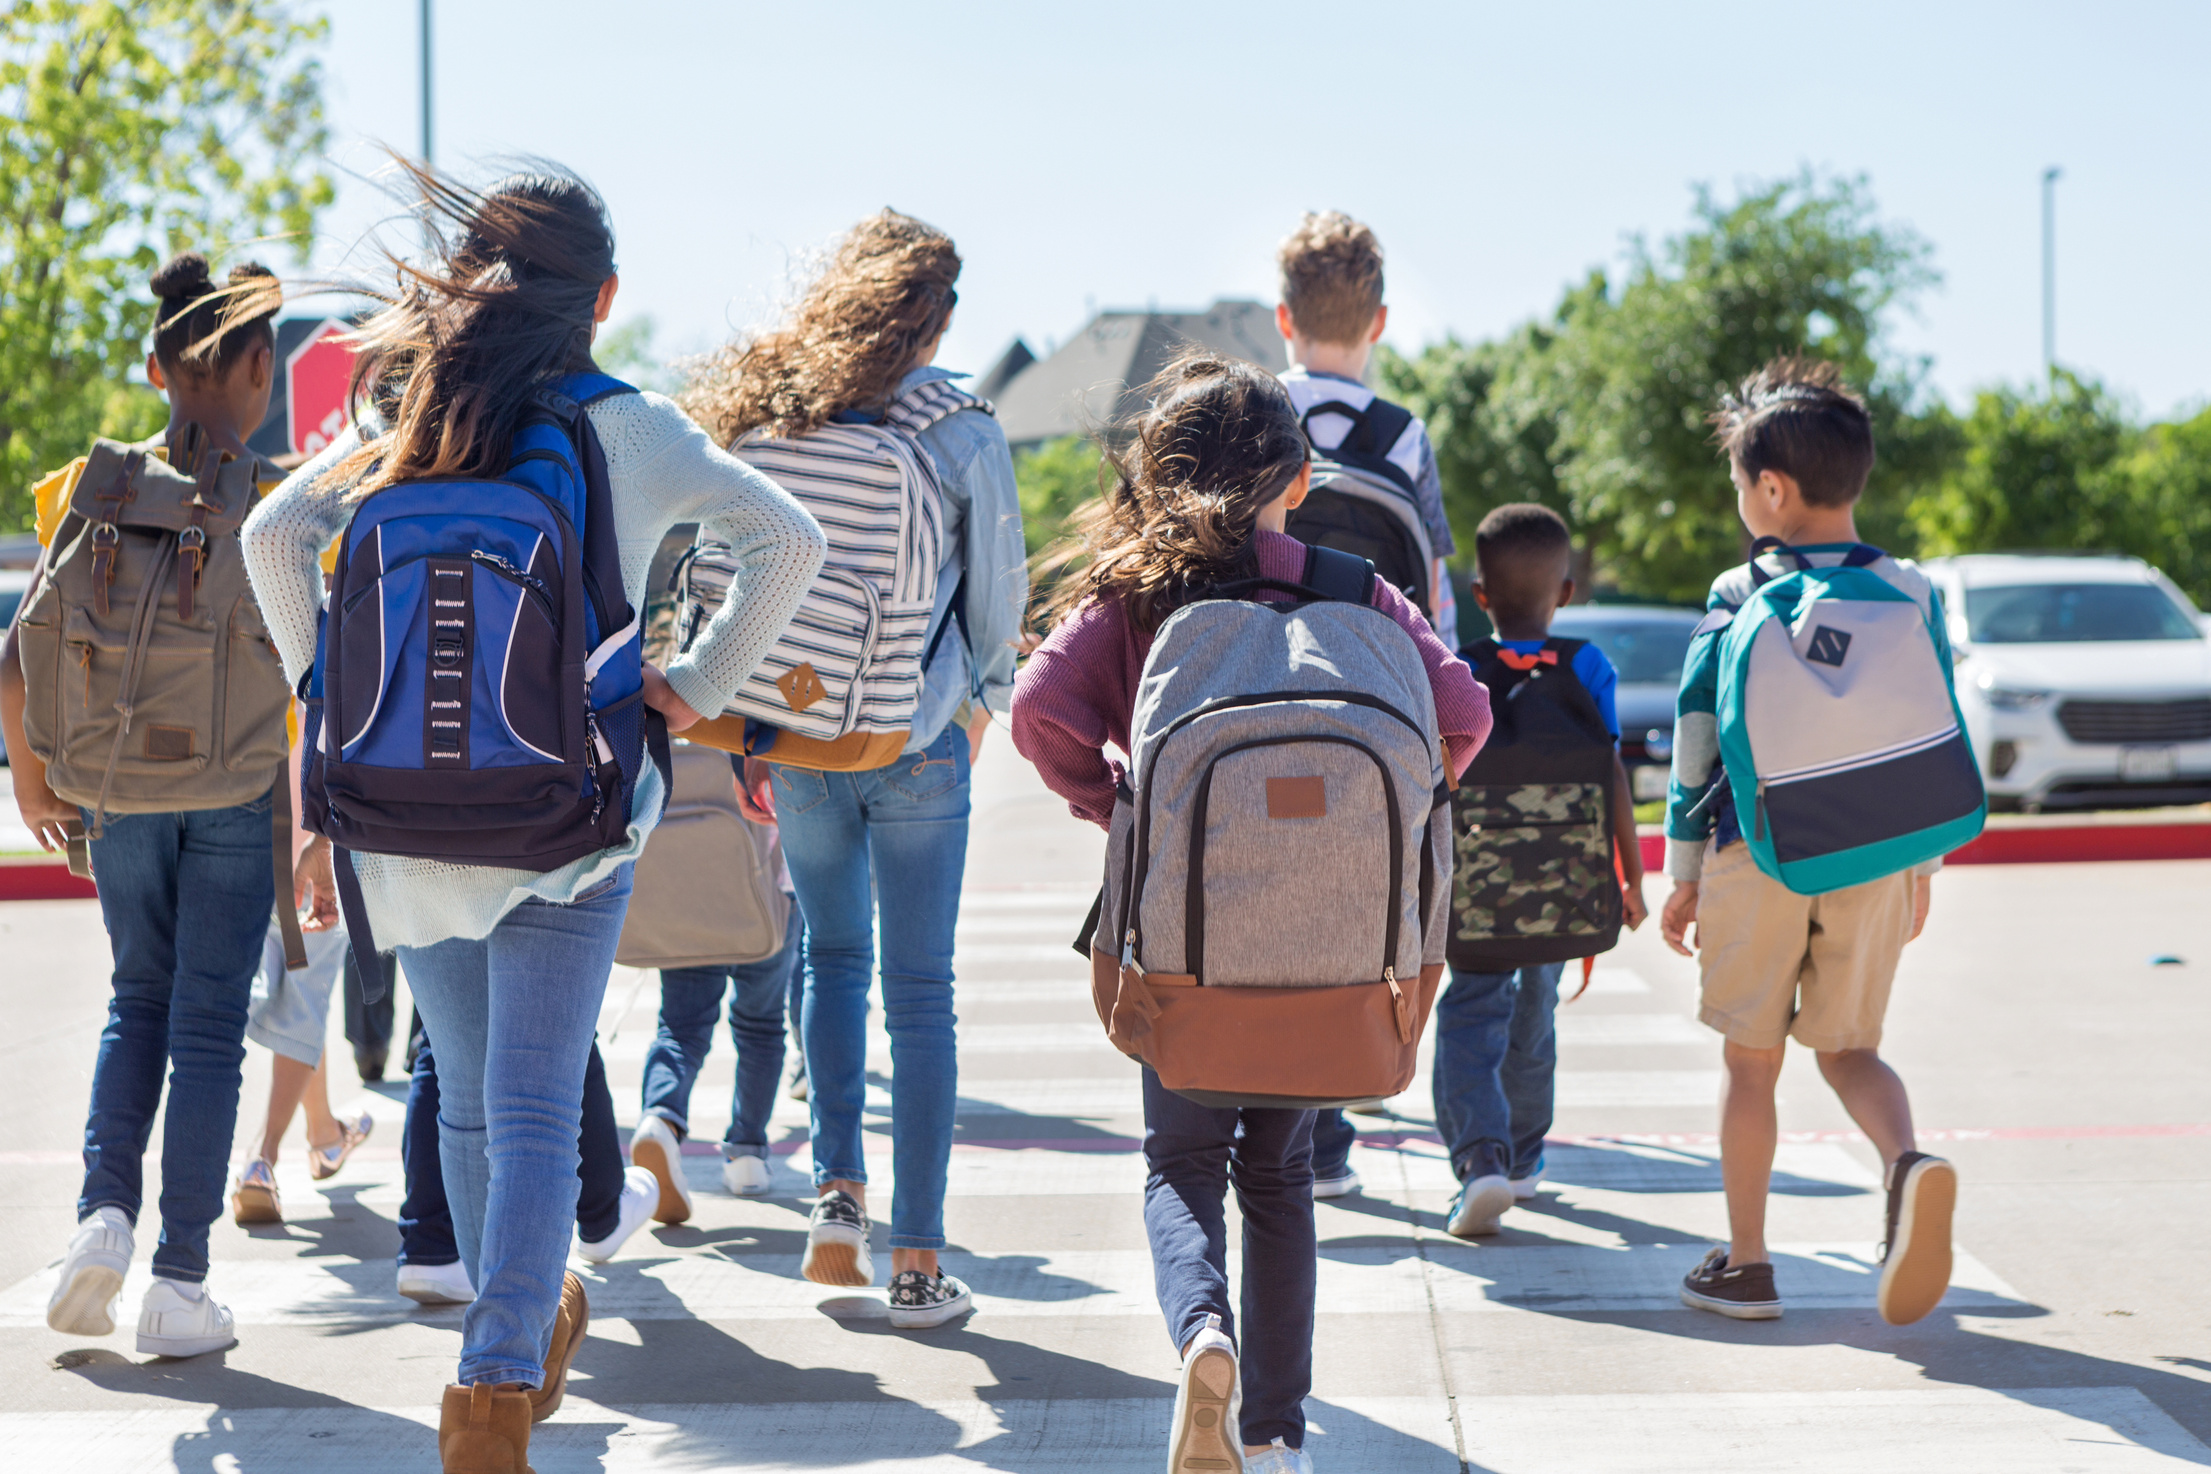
[772,724,969,1251]
[642,909,804,1158]
[395,866,631,1387]
[1142,1069,1315,1451]
[398,1037,626,1264]
[1432,962,1564,1183]
[77,792,274,1283]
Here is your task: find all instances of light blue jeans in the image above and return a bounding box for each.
[772,724,969,1251]
[395,865,632,1387]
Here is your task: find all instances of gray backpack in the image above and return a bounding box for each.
[15,429,302,965]
[615,740,792,970]
[1089,544,1452,1108]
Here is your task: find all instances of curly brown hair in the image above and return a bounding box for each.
[1034,352,1310,636]
[682,210,960,444]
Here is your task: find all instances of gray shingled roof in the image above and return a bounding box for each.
[989,299,1285,447]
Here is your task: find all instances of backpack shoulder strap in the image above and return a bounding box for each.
[1300,543,1375,605]
[883,377,991,437]
[1359,396,1416,458]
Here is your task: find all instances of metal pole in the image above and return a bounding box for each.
[419,0,433,163]
[2041,166,2061,379]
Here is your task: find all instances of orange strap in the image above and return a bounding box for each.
[1495,648,1559,671]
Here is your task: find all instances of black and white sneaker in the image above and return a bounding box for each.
[800,1189,873,1287]
[1878,1151,1956,1326]
[887,1269,973,1329]
[1679,1246,1783,1319]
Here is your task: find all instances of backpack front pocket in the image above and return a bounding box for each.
[60,602,216,779]
[1451,782,1614,944]
[746,565,879,739]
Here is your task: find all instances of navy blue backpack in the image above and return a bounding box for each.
[301,373,668,979]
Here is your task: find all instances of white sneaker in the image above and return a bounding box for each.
[784,1052,810,1103]
[396,1259,476,1305]
[1446,1175,1515,1238]
[1310,1169,1361,1199]
[46,1206,133,1336]
[1245,1437,1314,1474]
[1509,1167,1544,1201]
[628,1113,693,1225]
[722,1154,773,1197]
[578,1166,660,1264]
[1168,1312,1242,1473]
[136,1277,235,1357]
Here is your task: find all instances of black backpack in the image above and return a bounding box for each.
[1283,397,1434,614]
[1447,636,1622,971]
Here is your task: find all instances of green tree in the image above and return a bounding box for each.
[1013,433,1103,559]
[2123,404,2211,607]
[1906,372,2139,561]
[0,0,332,528]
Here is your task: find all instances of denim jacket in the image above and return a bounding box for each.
[898,365,1028,752]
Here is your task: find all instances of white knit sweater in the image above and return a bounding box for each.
[242,390,826,949]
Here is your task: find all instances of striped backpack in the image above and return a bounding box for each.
[676,378,985,771]
[1702,538,1985,894]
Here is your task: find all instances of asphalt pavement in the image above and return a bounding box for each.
[0,743,2206,1471]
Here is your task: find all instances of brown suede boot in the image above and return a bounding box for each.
[439,1383,534,1473]
[529,1271,590,1423]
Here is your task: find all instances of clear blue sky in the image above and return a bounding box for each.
[298,0,2210,418]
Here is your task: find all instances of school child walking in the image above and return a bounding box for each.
[1434,504,1648,1237]
[3,254,298,1358]
[1013,355,1489,1474]
[1661,359,1970,1325]
[682,211,1028,1330]
[243,162,823,1473]
[1270,211,1463,1195]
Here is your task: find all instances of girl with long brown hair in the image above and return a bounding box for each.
[242,161,824,1472]
[675,210,1027,1330]
[1010,354,1490,1474]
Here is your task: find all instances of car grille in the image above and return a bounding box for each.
[2055,697,2211,744]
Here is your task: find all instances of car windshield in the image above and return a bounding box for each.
[1963,583,2201,643]
[1548,615,1699,684]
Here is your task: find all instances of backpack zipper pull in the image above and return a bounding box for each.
[1755,780,1769,842]
[1119,927,1144,977]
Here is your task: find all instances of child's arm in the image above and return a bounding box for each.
[1364,574,1491,779]
[1612,752,1647,930]
[1008,597,1135,830]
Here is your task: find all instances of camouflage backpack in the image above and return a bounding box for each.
[1447,636,1622,971]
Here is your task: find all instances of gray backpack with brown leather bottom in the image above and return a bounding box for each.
[1089,544,1452,1109]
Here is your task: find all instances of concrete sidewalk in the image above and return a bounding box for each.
[0,740,2207,1470]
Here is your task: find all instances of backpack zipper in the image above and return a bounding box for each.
[469,550,557,623]
[1754,779,1768,843]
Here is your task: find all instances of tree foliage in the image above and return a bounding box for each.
[1013,434,1103,559]
[0,0,332,529]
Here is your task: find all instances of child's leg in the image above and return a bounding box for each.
[1500,963,1564,1179]
[1816,1050,1915,1164]
[1430,966,1517,1183]
[1308,1109,1356,1182]
[1720,1039,1786,1266]
[300,1056,341,1150]
[1139,1069,1236,1355]
[257,1053,316,1163]
[574,1043,624,1242]
[1228,1106,1317,1454]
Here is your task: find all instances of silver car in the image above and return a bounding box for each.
[1921,553,2211,811]
[1544,603,1704,803]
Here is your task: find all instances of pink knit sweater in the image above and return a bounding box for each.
[1011,531,1492,829]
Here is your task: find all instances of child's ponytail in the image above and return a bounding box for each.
[1035,353,1308,635]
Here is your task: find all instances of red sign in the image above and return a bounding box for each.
[286,320,359,459]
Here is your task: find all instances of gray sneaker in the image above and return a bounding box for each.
[887,1269,972,1329]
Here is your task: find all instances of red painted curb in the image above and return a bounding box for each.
[1636,813,2211,871]
[0,857,97,901]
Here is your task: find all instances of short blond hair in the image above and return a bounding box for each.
[1276,211,1385,345]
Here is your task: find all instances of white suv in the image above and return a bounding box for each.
[1921,553,2211,811]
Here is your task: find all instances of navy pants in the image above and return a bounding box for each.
[1142,1068,1316,1451]
[399,1035,625,1263]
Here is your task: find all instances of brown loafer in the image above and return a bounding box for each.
[439,1382,533,1473]
[529,1271,590,1423]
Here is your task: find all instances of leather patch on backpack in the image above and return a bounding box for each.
[1267,775,1326,819]
[777,662,826,714]
[143,725,195,761]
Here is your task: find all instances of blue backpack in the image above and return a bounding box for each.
[301,373,668,970]
[1703,538,1984,894]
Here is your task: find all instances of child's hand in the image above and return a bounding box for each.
[1621,875,1649,931]
[735,756,777,825]
[1660,881,1700,956]
[12,770,76,853]
[1907,873,1932,942]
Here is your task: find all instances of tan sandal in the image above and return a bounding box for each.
[230,1158,281,1224]
[308,1112,374,1181]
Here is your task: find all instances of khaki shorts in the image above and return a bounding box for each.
[1694,840,1914,1051]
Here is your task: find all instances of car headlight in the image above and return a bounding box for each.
[1975,673,2050,710]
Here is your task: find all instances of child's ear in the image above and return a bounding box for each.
[1472,582,1492,612]
[1275,302,1296,342]
[1557,576,1576,608]
[1368,305,1388,344]
[146,352,167,393]
[1757,467,1801,512]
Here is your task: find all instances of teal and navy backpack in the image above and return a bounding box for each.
[1701,538,1984,894]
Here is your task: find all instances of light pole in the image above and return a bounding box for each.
[419,0,434,163]
[2034,164,2051,380]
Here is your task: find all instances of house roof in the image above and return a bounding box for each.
[989,299,1285,446]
